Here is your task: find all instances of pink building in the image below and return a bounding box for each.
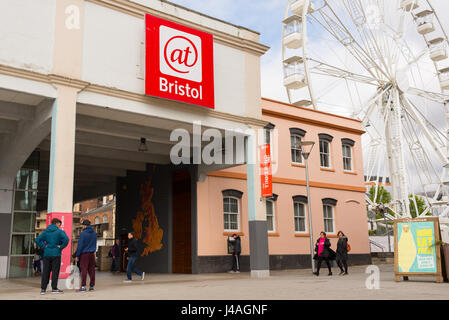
[196,98,371,272]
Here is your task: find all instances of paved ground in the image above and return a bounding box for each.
[0,264,448,300]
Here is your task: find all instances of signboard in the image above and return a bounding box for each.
[260,144,272,198]
[145,14,215,109]
[394,217,443,283]
[46,212,73,279]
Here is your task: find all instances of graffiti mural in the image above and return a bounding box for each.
[132,178,164,256]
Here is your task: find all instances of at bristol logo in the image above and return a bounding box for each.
[160,26,202,82]
[164,36,198,74]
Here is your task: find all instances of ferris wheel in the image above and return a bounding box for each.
[282,0,449,220]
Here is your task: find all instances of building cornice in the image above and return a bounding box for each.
[261,108,365,135]
[85,0,270,56]
[207,171,366,193]
[0,64,267,128]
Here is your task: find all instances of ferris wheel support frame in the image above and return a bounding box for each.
[283,0,449,219]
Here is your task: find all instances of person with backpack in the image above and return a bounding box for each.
[74,220,97,292]
[34,218,69,295]
[110,239,120,273]
[336,230,350,275]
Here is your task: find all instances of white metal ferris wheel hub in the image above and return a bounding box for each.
[282,0,449,219]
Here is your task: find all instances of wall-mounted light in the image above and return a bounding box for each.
[138,137,148,152]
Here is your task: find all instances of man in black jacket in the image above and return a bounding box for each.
[230,233,241,273]
[123,232,145,282]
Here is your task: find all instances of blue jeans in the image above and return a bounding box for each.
[126,256,142,280]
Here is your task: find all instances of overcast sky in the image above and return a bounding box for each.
[168,0,449,104]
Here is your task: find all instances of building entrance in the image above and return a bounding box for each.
[172,170,192,274]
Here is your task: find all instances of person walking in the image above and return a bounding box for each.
[336,231,349,275]
[34,218,69,295]
[74,220,97,292]
[123,232,145,282]
[110,239,120,273]
[313,231,334,276]
[229,233,241,273]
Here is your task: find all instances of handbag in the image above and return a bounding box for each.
[347,243,351,252]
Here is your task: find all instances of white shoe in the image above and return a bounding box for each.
[123,279,132,283]
[141,272,145,281]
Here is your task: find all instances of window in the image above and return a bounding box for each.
[94,216,100,225]
[36,221,40,228]
[291,134,303,164]
[342,144,353,171]
[103,215,108,223]
[294,202,307,233]
[319,134,333,168]
[323,205,334,233]
[341,138,355,172]
[223,197,240,231]
[266,200,275,232]
[319,140,331,168]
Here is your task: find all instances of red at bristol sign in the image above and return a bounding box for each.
[145,14,215,109]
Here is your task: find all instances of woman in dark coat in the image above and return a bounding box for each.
[313,231,334,276]
[336,231,349,275]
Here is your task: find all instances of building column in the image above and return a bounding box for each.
[246,129,270,278]
[0,176,14,278]
[46,86,78,279]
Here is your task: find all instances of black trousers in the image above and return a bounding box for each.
[316,256,332,274]
[41,256,61,290]
[232,252,240,271]
[337,259,348,273]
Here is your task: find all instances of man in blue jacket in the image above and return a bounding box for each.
[74,220,97,292]
[35,218,69,295]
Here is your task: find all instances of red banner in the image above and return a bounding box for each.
[260,144,273,197]
[46,212,73,279]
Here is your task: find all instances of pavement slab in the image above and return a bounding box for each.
[0,264,448,300]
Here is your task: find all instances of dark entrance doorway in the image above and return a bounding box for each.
[172,170,192,273]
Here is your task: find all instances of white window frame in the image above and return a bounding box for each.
[94,216,100,225]
[291,134,304,164]
[293,201,308,233]
[342,144,353,172]
[223,196,240,232]
[266,200,276,233]
[103,214,108,223]
[319,140,332,168]
[323,204,335,234]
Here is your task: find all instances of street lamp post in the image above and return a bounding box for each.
[296,140,316,273]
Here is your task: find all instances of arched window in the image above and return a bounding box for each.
[103,215,108,223]
[342,138,355,172]
[293,195,308,233]
[290,128,306,164]
[266,194,278,233]
[222,189,243,232]
[322,198,337,234]
[319,134,333,168]
[94,216,100,225]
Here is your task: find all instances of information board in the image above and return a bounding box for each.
[394,217,443,283]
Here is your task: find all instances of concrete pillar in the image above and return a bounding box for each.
[46,86,78,279]
[246,129,270,278]
[0,176,14,279]
[45,0,85,279]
